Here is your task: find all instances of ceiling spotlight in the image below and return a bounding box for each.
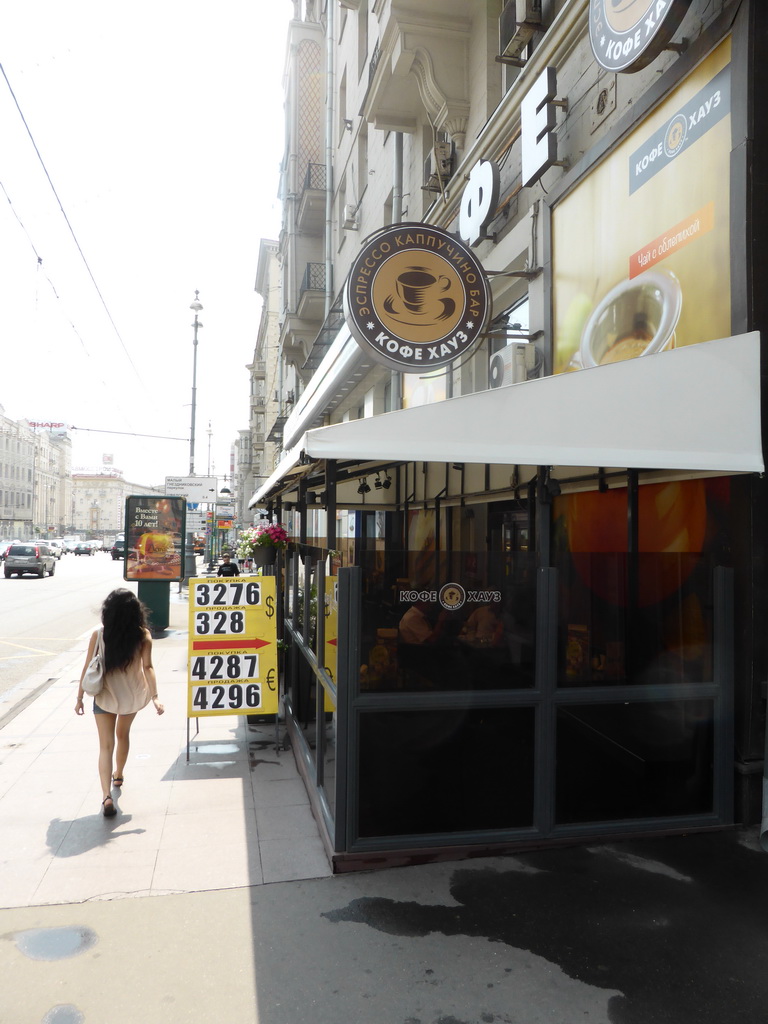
[382,474,392,489]
[374,474,383,489]
[357,479,371,495]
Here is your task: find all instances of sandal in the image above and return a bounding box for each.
[112,775,124,788]
[102,796,117,818]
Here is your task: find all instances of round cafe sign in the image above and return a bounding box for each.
[589,0,692,74]
[343,222,491,373]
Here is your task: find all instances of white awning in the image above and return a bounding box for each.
[248,440,309,507]
[303,333,763,474]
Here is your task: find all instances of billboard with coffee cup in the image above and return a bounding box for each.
[553,39,731,375]
[344,223,491,373]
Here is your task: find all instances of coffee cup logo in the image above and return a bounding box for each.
[589,0,692,74]
[344,223,491,373]
[395,268,452,314]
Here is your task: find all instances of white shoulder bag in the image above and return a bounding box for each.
[82,628,105,696]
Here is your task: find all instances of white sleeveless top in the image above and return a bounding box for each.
[93,628,152,715]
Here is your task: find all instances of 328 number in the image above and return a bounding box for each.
[194,610,245,635]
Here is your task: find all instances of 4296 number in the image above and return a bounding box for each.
[191,683,261,712]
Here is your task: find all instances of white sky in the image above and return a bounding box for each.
[0,1,291,488]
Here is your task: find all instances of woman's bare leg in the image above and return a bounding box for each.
[114,712,138,783]
[95,712,117,802]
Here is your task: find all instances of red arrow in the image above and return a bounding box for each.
[192,637,271,651]
[327,638,337,646]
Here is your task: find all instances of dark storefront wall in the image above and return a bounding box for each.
[281,477,734,863]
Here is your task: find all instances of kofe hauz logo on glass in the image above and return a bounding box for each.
[589,0,692,74]
[344,223,491,373]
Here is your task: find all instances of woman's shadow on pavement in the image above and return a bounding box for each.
[46,800,146,857]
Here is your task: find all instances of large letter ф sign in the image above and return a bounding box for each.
[460,159,501,247]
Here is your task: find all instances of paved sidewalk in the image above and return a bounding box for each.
[0,590,330,910]
[2,588,768,1024]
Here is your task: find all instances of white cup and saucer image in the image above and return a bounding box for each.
[572,269,683,369]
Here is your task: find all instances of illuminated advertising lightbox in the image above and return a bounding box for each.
[124,495,185,582]
[553,39,731,375]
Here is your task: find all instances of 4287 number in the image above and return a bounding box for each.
[190,653,259,681]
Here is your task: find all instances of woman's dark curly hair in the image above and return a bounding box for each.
[101,589,149,673]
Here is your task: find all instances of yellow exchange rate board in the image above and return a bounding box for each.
[187,576,278,716]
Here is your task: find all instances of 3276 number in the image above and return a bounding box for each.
[194,581,261,607]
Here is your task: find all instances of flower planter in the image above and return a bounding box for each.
[252,546,277,568]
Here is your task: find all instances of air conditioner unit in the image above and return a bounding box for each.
[489,342,538,388]
[343,203,359,229]
[423,141,454,191]
[499,0,542,60]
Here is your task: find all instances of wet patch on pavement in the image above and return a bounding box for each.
[322,832,768,1024]
[12,925,97,961]
[41,1005,85,1024]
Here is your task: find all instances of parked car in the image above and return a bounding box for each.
[0,541,19,561]
[111,538,126,560]
[4,543,56,578]
[74,542,94,556]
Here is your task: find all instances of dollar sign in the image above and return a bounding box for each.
[266,667,276,691]
[459,159,500,247]
[265,594,274,618]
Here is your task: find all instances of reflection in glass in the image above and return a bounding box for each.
[358,548,537,692]
[555,700,714,823]
[358,707,535,838]
[556,553,715,686]
[323,713,336,818]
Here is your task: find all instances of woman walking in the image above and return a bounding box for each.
[75,589,164,817]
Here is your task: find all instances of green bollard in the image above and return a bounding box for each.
[137,581,170,633]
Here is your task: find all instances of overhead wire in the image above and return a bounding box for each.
[0,60,145,386]
[0,178,95,358]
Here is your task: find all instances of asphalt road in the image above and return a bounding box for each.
[0,550,128,698]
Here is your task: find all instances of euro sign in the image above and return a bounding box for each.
[266,667,276,691]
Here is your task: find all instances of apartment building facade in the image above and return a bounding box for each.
[253,0,767,869]
[0,412,72,540]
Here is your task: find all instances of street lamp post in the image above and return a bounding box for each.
[189,291,203,475]
[186,291,203,581]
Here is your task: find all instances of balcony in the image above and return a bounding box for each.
[362,2,470,143]
[296,262,326,322]
[296,162,327,235]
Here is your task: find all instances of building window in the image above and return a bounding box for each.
[338,67,348,141]
[357,1,368,79]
